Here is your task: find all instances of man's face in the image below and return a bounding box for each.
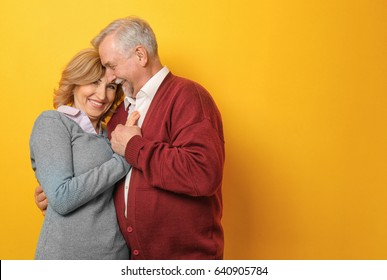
[98,34,138,96]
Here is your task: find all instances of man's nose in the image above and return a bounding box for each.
[105,68,116,83]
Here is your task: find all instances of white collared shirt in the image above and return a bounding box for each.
[123,66,170,217]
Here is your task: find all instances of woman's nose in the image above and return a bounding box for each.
[95,83,107,100]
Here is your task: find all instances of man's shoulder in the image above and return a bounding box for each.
[107,102,127,133]
[162,73,208,96]
[164,73,196,86]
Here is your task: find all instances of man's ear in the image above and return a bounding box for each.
[135,45,148,66]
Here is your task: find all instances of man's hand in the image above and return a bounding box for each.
[34,185,48,216]
[111,111,142,156]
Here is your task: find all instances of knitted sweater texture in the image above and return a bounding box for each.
[30,110,130,259]
[108,73,225,259]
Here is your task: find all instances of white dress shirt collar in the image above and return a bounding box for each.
[123,66,170,110]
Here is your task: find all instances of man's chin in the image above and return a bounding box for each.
[122,81,134,97]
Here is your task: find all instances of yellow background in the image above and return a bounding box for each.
[1,0,386,259]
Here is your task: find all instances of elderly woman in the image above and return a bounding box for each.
[30,48,137,259]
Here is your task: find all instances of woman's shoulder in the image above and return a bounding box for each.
[32,110,76,132]
[35,110,74,124]
[30,111,66,142]
[36,109,61,119]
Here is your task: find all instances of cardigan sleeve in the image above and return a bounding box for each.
[30,112,131,215]
[125,82,225,197]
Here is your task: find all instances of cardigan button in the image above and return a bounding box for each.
[133,249,140,256]
[127,226,133,233]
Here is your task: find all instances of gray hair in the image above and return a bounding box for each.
[91,16,158,58]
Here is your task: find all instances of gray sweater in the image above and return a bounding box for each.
[30,110,130,259]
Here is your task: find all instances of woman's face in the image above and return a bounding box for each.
[73,75,117,125]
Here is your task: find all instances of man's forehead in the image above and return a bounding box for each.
[100,56,110,66]
[99,49,113,66]
[99,41,120,65]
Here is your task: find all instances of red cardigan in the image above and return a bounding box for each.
[107,73,225,259]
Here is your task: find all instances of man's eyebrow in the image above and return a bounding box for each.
[101,60,111,67]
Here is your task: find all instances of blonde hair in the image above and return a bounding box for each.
[53,48,123,116]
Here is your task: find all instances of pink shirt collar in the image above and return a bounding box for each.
[57,105,102,135]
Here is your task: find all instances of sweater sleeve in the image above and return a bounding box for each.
[30,112,131,215]
[125,83,225,197]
